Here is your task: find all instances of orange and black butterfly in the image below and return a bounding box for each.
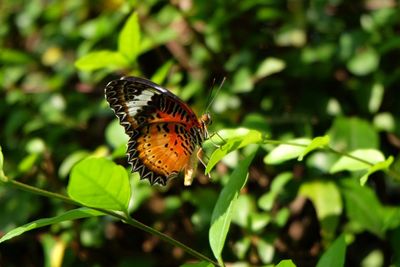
[105,77,211,186]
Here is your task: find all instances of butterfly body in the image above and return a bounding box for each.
[105,76,209,186]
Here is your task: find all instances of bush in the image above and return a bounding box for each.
[1,1,400,266]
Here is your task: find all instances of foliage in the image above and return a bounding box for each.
[1,1,400,267]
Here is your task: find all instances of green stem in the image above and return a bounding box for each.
[123,215,219,266]
[327,147,374,166]
[7,179,219,266]
[264,138,400,181]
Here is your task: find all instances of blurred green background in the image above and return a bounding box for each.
[1,0,400,266]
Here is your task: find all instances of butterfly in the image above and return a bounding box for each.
[105,76,211,186]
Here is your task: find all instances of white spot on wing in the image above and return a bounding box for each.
[125,91,155,116]
[137,93,154,101]
[128,106,140,116]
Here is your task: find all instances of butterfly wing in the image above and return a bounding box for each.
[105,76,205,185]
[105,76,200,133]
[127,123,198,185]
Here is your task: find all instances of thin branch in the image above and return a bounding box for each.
[263,138,400,181]
[5,179,219,266]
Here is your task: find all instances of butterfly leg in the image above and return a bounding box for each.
[209,132,226,148]
[197,148,211,179]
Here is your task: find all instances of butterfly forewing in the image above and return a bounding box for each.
[105,76,208,186]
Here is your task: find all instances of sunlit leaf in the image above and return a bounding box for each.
[118,12,141,62]
[368,83,384,113]
[276,259,297,267]
[316,234,346,267]
[0,146,5,182]
[232,194,256,228]
[206,128,262,173]
[373,112,395,132]
[0,146,3,170]
[328,117,379,151]
[360,156,393,185]
[209,150,256,265]
[68,157,131,211]
[233,237,251,260]
[180,262,214,267]
[330,149,385,173]
[255,57,286,79]
[264,138,310,165]
[105,119,129,149]
[299,180,342,243]
[75,50,129,71]
[0,208,103,244]
[19,153,39,173]
[298,135,330,161]
[232,67,253,93]
[250,213,271,232]
[347,47,379,76]
[58,150,90,179]
[256,238,274,264]
[258,172,292,211]
[151,60,174,84]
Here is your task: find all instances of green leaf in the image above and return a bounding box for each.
[298,135,330,161]
[118,12,141,62]
[151,60,174,84]
[232,67,253,93]
[347,47,379,76]
[209,150,256,265]
[0,48,33,64]
[75,50,129,71]
[316,234,346,267]
[0,146,3,170]
[105,119,129,148]
[256,238,274,264]
[0,146,5,182]
[330,149,385,173]
[299,180,342,243]
[368,83,384,114]
[19,153,39,173]
[373,112,395,132]
[206,128,262,174]
[250,213,271,232]
[328,117,379,151]
[340,178,388,237]
[258,172,292,211]
[276,259,297,267]
[232,194,256,228]
[381,207,400,231]
[360,156,394,185]
[0,208,103,244]
[255,57,286,79]
[58,150,90,179]
[180,262,213,267]
[233,237,251,260]
[68,157,131,211]
[264,138,311,165]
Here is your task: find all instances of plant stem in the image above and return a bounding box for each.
[123,215,220,266]
[6,179,219,266]
[264,138,400,181]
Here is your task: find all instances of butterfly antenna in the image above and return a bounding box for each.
[203,78,216,113]
[205,77,226,114]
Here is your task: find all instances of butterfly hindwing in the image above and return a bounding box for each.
[127,123,196,185]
